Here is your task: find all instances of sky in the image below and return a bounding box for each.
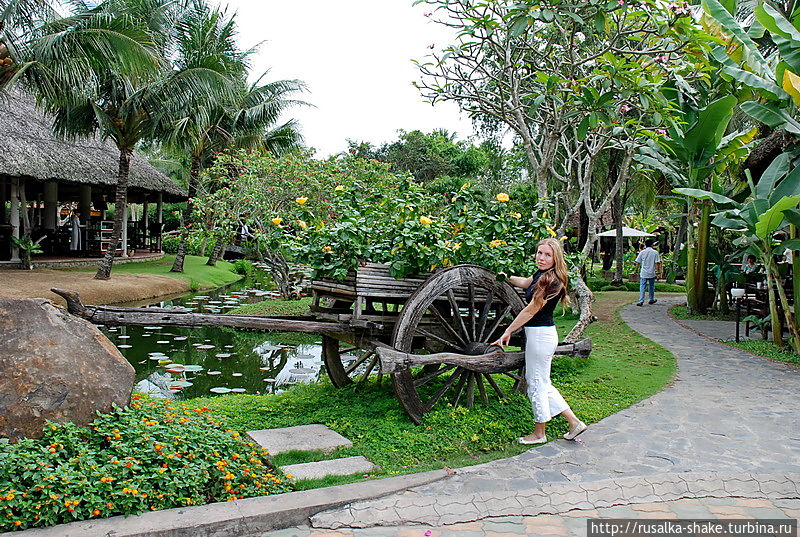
[216,0,477,158]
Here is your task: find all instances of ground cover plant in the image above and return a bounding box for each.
[229,297,312,316]
[73,255,241,290]
[193,292,676,490]
[0,396,290,532]
[722,340,800,367]
[670,305,736,322]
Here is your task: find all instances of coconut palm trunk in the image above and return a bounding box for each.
[694,199,712,311]
[95,148,132,280]
[205,237,225,266]
[171,157,200,273]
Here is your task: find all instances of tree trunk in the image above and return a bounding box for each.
[171,157,200,273]
[693,199,712,312]
[764,258,783,347]
[206,238,225,266]
[685,204,697,312]
[95,148,132,280]
[792,225,800,330]
[611,153,624,285]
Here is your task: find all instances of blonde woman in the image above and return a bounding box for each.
[492,238,588,444]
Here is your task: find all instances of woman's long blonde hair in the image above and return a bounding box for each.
[534,238,570,306]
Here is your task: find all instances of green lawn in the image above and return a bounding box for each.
[670,304,736,322]
[723,340,800,367]
[229,297,312,316]
[189,291,677,490]
[74,254,242,290]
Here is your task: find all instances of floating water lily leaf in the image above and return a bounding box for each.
[182,365,204,372]
[118,335,130,339]
[166,367,185,374]
[207,370,222,375]
[210,387,231,393]
[215,353,232,358]
[289,368,316,374]
[263,378,276,382]
[118,344,132,349]
[224,345,234,349]
[174,336,187,341]
[259,367,270,371]
[144,326,162,330]
[231,388,246,393]
[231,373,243,377]
[197,345,215,350]
[169,380,192,388]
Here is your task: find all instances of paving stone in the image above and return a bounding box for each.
[698,497,738,506]
[667,503,715,519]
[247,424,352,455]
[741,507,792,519]
[280,456,377,480]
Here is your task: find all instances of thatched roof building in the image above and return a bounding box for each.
[0,88,186,202]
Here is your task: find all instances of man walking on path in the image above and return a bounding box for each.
[635,238,661,306]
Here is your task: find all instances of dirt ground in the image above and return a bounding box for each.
[590,290,685,321]
[0,269,188,306]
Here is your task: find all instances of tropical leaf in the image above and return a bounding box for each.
[711,212,747,230]
[755,195,800,238]
[771,163,800,203]
[703,0,770,75]
[756,152,791,199]
[783,69,800,106]
[740,101,800,134]
[683,96,738,161]
[673,187,737,205]
[784,208,800,227]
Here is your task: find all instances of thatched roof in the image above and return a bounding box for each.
[0,87,186,201]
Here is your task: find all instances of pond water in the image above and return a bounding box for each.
[101,272,325,400]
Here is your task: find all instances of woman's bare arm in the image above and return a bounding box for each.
[505,275,533,289]
[491,295,545,346]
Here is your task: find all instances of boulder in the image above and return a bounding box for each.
[0,298,135,442]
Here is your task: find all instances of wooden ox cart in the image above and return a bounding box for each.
[53,263,592,424]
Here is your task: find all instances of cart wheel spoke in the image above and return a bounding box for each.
[484,372,506,399]
[446,289,471,342]
[476,290,494,342]
[467,282,476,341]
[413,364,457,387]
[345,349,376,375]
[483,305,513,343]
[423,367,466,412]
[451,370,471,407]
[428,303,468,347]
[414,327,463,352]
[465,371,477,409]
[359,352,379,382]
[476,373,489,404]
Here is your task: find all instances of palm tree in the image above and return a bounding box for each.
[16,0,240,279]
[157,10,308,273]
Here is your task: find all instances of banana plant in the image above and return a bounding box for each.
[676,152,800,351]
[637,93,757,312]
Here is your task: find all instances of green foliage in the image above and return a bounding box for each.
[586,278,686,293]
[670,305,735,321]
[723,339,800,366]
[232,259,255,277]
[161,234,216,256]
[196,150,558,280]
[75,255,241,290]
[0,397,290,531]
[228,298,313,316]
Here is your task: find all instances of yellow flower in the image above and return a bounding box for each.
[546,226,557,238]
[334,185,344,191]
[297,220,307,230]
[271,217,283,226]
[510,212,522,219]
[419,216,432,226]
[489,239,505,247]
[322,246,332,253]
[453,242,462,251]
[295,197,308,205]
[560,236,568,241]
[496,192,510,202]
[460,182,471,191]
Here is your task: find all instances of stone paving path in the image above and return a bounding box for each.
[263,497,800,537]
[262,297,800,534]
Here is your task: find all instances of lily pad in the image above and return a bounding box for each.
[231,372,243,377]
[210,387,231,394]
[207,370,222,375]
[182,364,204,372]
[144,326,162,330]
[169,380,193,388]
[118,335,130,339]
[118,344,132,349]
[197,344,215,350]
[157,340,170,344]
[231,388,246,393]
[215,353,232,358]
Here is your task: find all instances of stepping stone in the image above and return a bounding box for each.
[246,424,352,455]
[279,456,377,480]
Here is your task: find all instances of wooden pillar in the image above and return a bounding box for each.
[79,185,91,225]
[156,192,163,252]
[10,177,20,262]
[143,198,149,249]
[43,181,58,230]
[122,203,129,258]
[0,177,7,224]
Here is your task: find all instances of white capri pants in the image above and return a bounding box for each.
[524,326,569,423]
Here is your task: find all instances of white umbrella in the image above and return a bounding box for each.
[596,226,654,237]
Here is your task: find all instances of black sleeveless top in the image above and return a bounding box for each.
[524,269,564,327]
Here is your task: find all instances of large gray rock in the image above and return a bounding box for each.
[0,298,135,441]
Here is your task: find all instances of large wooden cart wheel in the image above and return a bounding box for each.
[391,265,527,424]
[322,335,382,387]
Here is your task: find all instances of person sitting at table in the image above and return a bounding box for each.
[742,254,760,274]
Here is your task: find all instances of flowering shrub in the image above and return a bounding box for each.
[0,396,291,531]
[196,150,559,280]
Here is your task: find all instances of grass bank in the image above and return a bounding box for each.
[75,254,241,290]
[229,297,312,316]
[191,291,676,490]
[670,304,736,322]
[722,340,800,367]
